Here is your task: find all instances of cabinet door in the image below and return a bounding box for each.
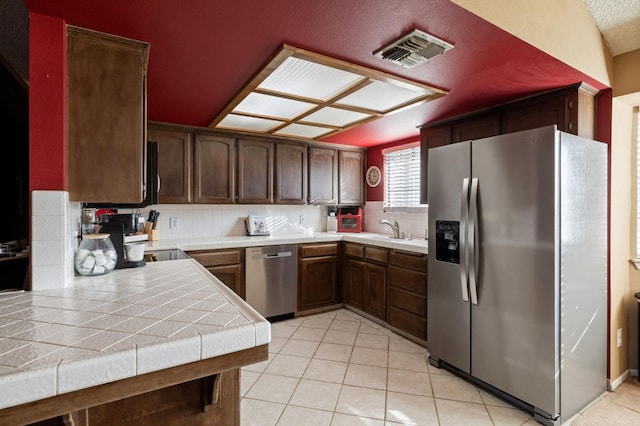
[346,259,365,310]
[338,150,364,205]
[194,134,235,203]
[308,147,338,204]
[275,143,307,204]
[148,126,192,203]
[365,263,386,320]
[502,89,576,135]
[238,139,273,204]
[420,124,451,204]
[67,27,148,203]
[387,264,427,340]
[452,112,501,143]
[207,264,245,299]
[299,256,338,311]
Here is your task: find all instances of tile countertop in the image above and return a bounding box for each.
[147,232,429,254]
[0,259,270,411]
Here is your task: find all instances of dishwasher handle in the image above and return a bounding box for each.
[253,251,293,260]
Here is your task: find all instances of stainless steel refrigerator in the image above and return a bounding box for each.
[427,125,607,425]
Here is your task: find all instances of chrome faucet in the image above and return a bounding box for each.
[379,218,400,239]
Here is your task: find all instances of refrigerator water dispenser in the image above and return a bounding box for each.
[435,221,459,264]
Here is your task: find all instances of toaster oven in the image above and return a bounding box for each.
[337,207,363,233]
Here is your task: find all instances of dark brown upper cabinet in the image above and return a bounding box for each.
[148,122,366,206]
[501,85,596,138]
[237,139,274,204]
[67,26,149,203]
[338,150,364,205]
[275,143,307,204]
[420,83,598,203]
[194,134,235,204]
[451,112,501,143]
[148,124,192,204]
[308,147,339,205]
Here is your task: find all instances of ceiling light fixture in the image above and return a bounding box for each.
[210,44,447,140]
[374,29,454,68]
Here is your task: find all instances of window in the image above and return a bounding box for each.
[634,107,640,260]
[383,142,426,212]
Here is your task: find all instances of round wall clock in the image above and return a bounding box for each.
[366,166,381,187]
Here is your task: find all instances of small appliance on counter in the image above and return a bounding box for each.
[337,207,363,233]
[245,215,270,236]
[100,213,140,235]
[326,206,338,232]
[98,222,146,269]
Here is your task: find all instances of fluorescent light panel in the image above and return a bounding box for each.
[259,57,364,101]
[235,92,315,120]
[210,45,447,140]
[337,81,427,113]
[275,123,334,138]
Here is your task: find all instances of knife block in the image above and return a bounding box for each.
[144,222,159,241]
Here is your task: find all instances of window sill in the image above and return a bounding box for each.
[383,206,428,214]
[630,259,640,270]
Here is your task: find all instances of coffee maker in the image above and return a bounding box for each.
[98,222,146,269]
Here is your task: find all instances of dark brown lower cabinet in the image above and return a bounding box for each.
[363,262,386,320]
[187,249,245,299]
[386,251,428,341]
[344,243,387,321]
[346,258,366,311]
[298,243,340,311]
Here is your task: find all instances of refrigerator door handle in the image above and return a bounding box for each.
[460,178,470,302]
[468,178,479,305]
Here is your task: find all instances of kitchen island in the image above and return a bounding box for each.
[0,259,269,425]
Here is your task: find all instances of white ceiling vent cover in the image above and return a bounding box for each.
[374,29,454,68]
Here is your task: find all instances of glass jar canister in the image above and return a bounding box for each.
[75,234,118,276]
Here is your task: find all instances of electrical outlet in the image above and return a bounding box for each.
[170,217,180,229]
[617,328,623,348]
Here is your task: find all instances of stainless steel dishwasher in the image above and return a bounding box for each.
[245,245,297,320]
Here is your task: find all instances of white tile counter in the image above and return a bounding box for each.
[0,259,270,411]
[147,231,428,254]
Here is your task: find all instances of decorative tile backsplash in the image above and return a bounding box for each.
[363,201,428,240]
[29,196,428,291]
[122,204,328,239]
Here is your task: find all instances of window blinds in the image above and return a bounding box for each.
[383,143,424,211]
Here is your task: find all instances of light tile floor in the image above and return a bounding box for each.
[241,308,640,425]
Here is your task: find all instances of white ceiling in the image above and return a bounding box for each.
[583,0,640,56]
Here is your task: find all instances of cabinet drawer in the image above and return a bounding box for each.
[387,306,426,341]
[300,243,338,258]
[389,251,427,272]
[365,246,388,264]
[387,287,426,317]
[188,249,243,267]
[387,266,427,295]
[344,242,364,258]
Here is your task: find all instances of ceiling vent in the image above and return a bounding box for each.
[374,29,454,68]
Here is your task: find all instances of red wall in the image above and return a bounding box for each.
[29,12,66,191]
[366,136,419,202]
